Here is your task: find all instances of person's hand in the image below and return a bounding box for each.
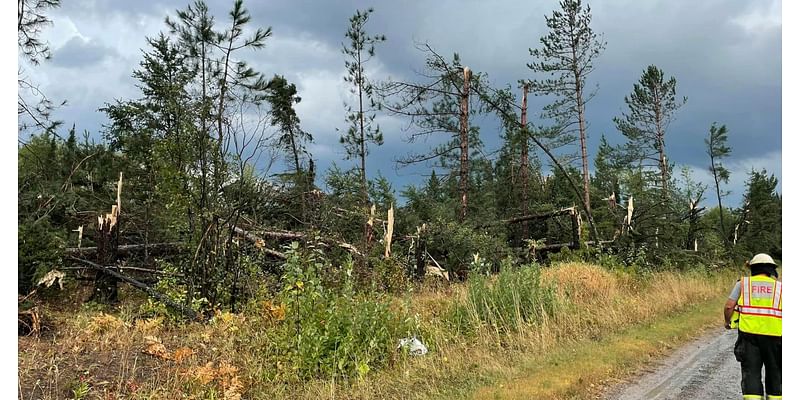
[724,322,731,330]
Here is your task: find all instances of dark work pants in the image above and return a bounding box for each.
[734,331,782,397]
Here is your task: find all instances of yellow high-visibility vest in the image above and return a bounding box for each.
[737,275,782,337]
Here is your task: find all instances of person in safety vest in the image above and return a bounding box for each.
[724,253,782,400]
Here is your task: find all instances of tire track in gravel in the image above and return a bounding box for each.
[605,329,741,400]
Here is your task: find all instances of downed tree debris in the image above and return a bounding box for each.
[36,269,66,290]
[384,205,394,258]
[69,256,199,320]
[232,226,287,259]
[60,265,185,277]
[65,242,185,256]
[18,308,40,336]
[90,172,123,303]
[500,207,578,225]
[425,251,449,281]
[232,226,364,258]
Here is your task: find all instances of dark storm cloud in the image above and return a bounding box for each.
[32,0,780,206]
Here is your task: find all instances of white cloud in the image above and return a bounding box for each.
[732,0,781,35]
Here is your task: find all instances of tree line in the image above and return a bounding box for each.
[18,0,781,314]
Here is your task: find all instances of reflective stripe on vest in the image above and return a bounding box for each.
[742,277,750,306]
[737,275,782,337]
[744,395,764,400]
[738,305,782,318]
[773,280,782,308]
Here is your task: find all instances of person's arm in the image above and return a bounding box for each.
[724,299,737,329]
[724,280,741,329]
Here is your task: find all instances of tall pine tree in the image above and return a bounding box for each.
[527,0,606,232]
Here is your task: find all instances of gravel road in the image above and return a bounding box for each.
[605,329,744,400]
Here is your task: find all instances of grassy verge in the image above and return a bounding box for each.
[468,295,727,400]
[18,262,739,400]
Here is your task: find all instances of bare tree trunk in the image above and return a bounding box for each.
[576,87,591,219]
[355,49,374,255]
[520,84,530,240]
[708,143,728,247]
[414,224,427,279]
[288,130,306,221]
[458,67,471,222]
[357,49,368,207]
[570,44,595,246]
[570,208,580,248]
[654,89,669,204]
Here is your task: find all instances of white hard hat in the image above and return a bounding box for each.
[748,253,776,266]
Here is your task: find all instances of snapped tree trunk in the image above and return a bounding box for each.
[458,67,471,222]
[520,84,530,240]
[90,173,123,304]
[415,224,428,279]
[575,78,592,220]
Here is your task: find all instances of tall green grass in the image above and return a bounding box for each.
[446,264,558,337]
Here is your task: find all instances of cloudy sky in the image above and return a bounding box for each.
[21,0,781,207]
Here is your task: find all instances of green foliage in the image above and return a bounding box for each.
[700,206,736,260]
[735,169,781,259]
[425,219,512,280]
[69,377,90,400]
[18,219,65,293]
[614,65,686,199]
[101,0,279,309]
[341,8,386,203]
[321,164,367,242]
[610,65,691,261]
[18,129,120,294]
[266,74,313,179]
[527,0,606,129]
[368,256,412,295]
[369,173,396,212]
[274,243,413,381]
[705,122,732,243]
[447,262,558,336]
[399,170,456,232]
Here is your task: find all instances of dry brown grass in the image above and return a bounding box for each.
[18,263,736,400]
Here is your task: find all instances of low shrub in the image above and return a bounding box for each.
[368,255,413,295]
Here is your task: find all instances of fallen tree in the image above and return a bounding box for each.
[68,256,199,320]
[65,242,185,256]
[232,226,364,258]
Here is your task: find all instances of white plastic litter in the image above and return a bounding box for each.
[397,337,428,356]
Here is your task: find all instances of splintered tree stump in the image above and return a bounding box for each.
[18,309,41,336]
[90,173,122,304]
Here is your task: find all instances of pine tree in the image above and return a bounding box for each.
[266,75,313,180]
[384,49,484,222]
[591,135,623,238]
[18,0,64,135]
[705,123,731,245]
[736,169,781,259]
[527,0,606,231]
[614,65,686,202]
[340,8,386,208]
